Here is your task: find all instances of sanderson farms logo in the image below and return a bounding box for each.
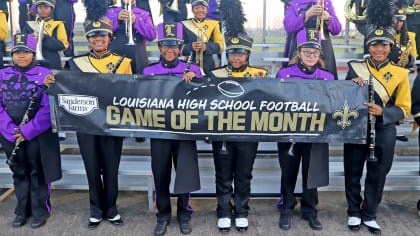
[58,94,99,116]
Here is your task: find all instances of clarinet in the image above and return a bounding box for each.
[7,86,39,167]
[183,52,193,75]
[367,74,377,162]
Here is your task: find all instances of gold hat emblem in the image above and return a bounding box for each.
[165,24,175,37]
[93,21,101,28]
[332,100,359,129]
[308,29,317,40]
[375,29,384,36]
[398,9,405,14]
[231,37,239,44]
[15,34,24,45]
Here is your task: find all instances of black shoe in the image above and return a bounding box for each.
[178,220,192,234]
[348,224,361,231]
[396,135,409,142]
[154,220,170,236]
[417,199,420,212]
[12,215,27,228]
[279,214,291,230]
[302,215,322,230]
[31,214,49,228]
[88,218,102,229]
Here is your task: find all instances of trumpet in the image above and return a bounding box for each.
[196,24,204,71]
[35,16,45,61]
[125,1,135,45]
[316,0,326,40]
[344,0,367,24]
[397,41,413,67]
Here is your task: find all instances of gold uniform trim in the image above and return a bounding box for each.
[211,67,229,77]
[182,20,209,42]
[72,56,100,73]
[350,61,391,107]
[413,112,420,118]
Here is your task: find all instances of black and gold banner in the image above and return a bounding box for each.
[48,71,368,144]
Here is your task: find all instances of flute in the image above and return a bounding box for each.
[367,74,377,162]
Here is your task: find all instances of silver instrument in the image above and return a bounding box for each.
[35,16,45,61]
[125,1,135,45]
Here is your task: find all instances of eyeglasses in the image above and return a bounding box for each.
[161,45,179,50]
[228,52,248,58]
[301,50,321,57]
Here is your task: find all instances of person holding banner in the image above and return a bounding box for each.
[0,33,61,228]
[283,0,341,79]
[208,0,267,232]
[22,0,69,70]
[181,0,224,75]
[106,0,156,74]
[344,0,411,233]
[45,0,132,229]
[143,22,202,236]
[276,28,333,231]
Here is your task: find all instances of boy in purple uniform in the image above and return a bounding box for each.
[107,0,156,73]
[283,0,341,79]
[0,33,61,229]
[277,29,333,231]
[143,22,202,236]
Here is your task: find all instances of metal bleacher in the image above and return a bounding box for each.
[1,24,419,210]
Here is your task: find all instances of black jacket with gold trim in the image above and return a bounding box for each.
[23,17,69,70]
[181,17,224,75]
[346,58,411,126]
[65,51,132,74]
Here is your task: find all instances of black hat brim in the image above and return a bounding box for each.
[86,31,110,38]
[227,48,248,53]
[369,40,393,46]
[395,16,406,21]
[192,1,208,7]
[300,43,322,49]
[159,40,182,46]
[11,47,35,54]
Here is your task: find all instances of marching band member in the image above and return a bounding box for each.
[344,0,411,233]
[53,0,78,57]
[22,0,69,70]
[390,0,418,69]
[181,0,224,75]
[283,0,341,79]
[143,22,202,236]
[44,0,132,229]
[406,0,420,69]
[107,0,156,74]
[0,33,61,228]
[276,28,333,231]
[208,0,267,232]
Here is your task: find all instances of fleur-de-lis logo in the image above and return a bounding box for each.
[231,37,239,44]
[106,62,115,72]
[383,72,392,82]
[92,21,101,28]
[332,100,359,129]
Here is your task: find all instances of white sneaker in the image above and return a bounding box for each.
[363,220,380,229]
[218,218,231,232]
[235,218,248,231]
[348,217,361,226]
